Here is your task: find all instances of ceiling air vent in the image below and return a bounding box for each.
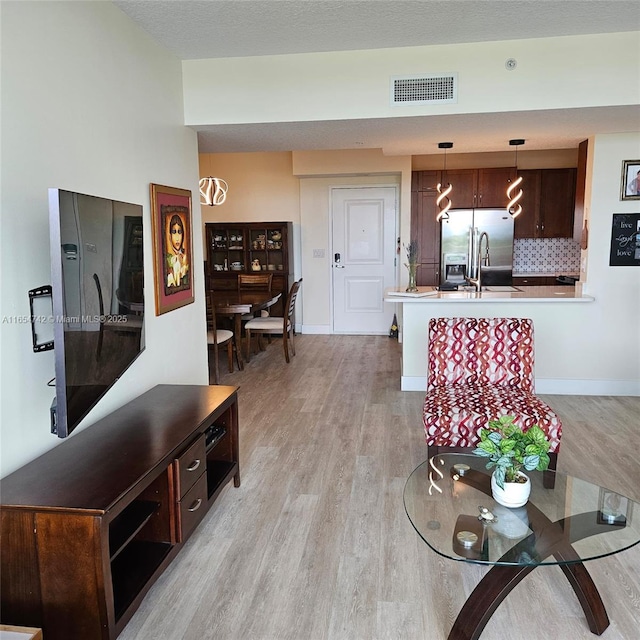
[391,73,458,105]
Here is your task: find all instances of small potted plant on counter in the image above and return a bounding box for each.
[473,415,551,507]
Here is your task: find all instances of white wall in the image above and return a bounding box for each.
[183,32,638,127]
[0,1,207,477]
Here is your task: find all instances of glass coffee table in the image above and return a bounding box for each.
[404,454,640,640]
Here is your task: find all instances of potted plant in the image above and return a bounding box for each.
[473,415,551,508]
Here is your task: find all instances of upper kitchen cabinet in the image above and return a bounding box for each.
[411,170,440,193]
[478,167,518,208]
[514,170,540,238]
[411,171,440,286]
[514,168,577,239]
[443,167,517,209]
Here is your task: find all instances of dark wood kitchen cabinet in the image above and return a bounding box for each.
[1,385,239,640]
[411,171,441,286]
[514,168,577,238]
[442,167,517,209]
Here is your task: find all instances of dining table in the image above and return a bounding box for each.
[209,290,282,370]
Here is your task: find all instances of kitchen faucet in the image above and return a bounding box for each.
[466,231,490,292]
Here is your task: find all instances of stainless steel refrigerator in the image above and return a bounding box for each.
[440,209,514,287]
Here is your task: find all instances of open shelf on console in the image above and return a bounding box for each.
[109,500,160,561]
[207,461,236,500]
[111,540,173,621]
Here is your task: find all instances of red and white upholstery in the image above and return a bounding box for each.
[423,317,562,458]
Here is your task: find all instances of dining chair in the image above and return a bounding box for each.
[93,273,143,361]
[237,273,273,291]
[422,317,562,485]
[244,278,302,363]
[238,273,273,320]
[206,293,235,384]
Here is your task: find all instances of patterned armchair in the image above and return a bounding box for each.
[423,317,562,477]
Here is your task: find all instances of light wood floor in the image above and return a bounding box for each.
[120,335,640,640]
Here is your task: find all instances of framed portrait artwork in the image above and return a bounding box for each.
[620,160,640,201]
[150,183,194,315]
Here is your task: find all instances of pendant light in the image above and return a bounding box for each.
[436,142,453,221]
[506,139,524,218]
[199,177,229,206]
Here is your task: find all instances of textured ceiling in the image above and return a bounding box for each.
[113,0,640,154]
[114,0,639,60]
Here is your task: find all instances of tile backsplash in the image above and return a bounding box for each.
[513,238,581,273]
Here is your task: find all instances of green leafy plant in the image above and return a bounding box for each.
[473,415,551,489]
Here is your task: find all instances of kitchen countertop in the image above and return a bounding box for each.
[513,272,580,278]
[385,285,594,303]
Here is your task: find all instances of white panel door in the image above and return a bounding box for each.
[331,187,397,334]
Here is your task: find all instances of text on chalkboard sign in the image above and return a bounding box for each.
[610,213,640,266]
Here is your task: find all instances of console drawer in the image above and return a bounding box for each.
[177,472,208,541]
[175,435,206,498]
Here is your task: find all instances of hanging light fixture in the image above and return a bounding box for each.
[199,177,228,206]
[506,139,524,218]
[436,142,453,221]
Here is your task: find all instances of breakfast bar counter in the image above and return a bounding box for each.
[384,285,594,303]
[385,285,596,393]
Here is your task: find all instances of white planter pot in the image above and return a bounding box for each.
[491,471,531,508]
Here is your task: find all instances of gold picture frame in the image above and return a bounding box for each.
[150,183,194,315]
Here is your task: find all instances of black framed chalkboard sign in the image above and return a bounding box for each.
[610,213,640,266]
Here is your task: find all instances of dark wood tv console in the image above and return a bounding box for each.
[1,384,239,640]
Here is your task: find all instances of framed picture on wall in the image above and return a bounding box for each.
[620,160,640,200]
[150,183,194,315]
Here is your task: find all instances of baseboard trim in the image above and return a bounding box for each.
[301,324,332,334]
[535,378,640,396]
[401,376,640,396]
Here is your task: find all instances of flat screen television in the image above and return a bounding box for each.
[49,189,145,438]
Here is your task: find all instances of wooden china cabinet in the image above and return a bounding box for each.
[205,222,294,317]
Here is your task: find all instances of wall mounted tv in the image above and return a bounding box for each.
[49,189,145,438]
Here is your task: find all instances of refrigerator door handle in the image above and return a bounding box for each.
[467,228,472,280]
[467,227,477,280]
